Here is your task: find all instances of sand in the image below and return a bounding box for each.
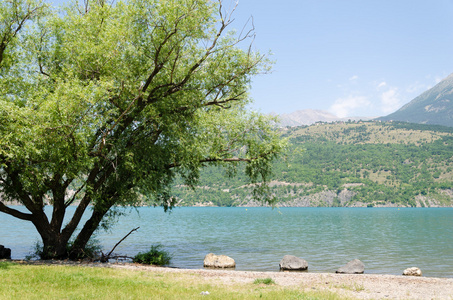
[110,263,453,300]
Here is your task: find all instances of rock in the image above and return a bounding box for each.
[279,255,308,271]
[203,253,235,268]
[336,259,365,274]
[0,245,11,259]
[403,267,422,276]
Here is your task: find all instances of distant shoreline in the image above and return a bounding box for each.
[4,202,453,208]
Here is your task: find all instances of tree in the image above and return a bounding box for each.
[0,0,285,259]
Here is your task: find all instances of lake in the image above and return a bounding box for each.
[1,207,452,278]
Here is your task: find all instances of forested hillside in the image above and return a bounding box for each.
[171,121,453,207]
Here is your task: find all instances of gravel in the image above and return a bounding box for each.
[111,263,453,300]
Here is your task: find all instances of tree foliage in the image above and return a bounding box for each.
[0,0,285,259]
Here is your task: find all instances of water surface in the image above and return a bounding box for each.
[1,207,452,278]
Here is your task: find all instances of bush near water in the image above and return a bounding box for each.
[173,121,453,207]
[133,245,172,266]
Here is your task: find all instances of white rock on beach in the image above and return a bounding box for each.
[403,267,422,276]
[203,253,236,268]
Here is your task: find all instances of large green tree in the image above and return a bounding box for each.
[0,0,285,259]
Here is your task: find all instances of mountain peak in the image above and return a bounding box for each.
[379,73,453,127]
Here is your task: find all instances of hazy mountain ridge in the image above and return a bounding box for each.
[276,109,372,127]
[280,73,453,128]
[379,73,453,127]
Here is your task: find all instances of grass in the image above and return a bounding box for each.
[0,262,347,299]
[253,278,276,285]
[334,283,365,292]
[0,261,13,270]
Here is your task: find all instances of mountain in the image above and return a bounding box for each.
[276,109,371,127]
[173,121,453,207]
[379,73,453,127]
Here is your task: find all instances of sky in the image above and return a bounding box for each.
[229,0,453,117]
[49,0,453,118]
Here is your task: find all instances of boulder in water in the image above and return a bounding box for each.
[336,259,365,274]
[279,255,308,271]
[203,253,235,268]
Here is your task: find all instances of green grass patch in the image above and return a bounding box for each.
[0,263,347,299]
[0,261,13,270]
[334,282,365,292]
[253,278,276,285]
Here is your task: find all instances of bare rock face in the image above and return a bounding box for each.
[0,245,11,259]
[336,259,365,274]
[403,267,422,276]
[279,255,308,271]
[203,253,235,268]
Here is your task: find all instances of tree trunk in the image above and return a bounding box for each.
[40,234,71,259]
[68,205,111,260]
[29,210,71,259]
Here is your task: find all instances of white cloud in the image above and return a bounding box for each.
[406,82,427,94]
[425,73,446,86]
[380,88,402,114]
[434,76,443,84]
[377,81,387,89]
[330,95,370,118]
[349,75,359,81]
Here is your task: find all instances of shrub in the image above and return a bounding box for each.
[133,245,172,266]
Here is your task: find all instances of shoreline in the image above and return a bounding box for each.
[6,260,453,299]
[74,263,453,300]
[4,202,453,208]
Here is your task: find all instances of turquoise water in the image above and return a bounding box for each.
[1,207,453,278]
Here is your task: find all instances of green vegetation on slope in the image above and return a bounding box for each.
[171,121,453,207]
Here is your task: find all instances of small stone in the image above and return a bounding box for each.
[200,291,210,295]
[403,267,422,276]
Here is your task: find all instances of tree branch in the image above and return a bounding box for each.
[102,226,140,261]
[65,182,86,207]
[5,167,39,213]
[0,200,33,221]
[166,157,249,170]
[0,0,45,66]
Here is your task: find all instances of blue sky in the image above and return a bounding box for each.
[49,0,453,118]
[230,0,453,117]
